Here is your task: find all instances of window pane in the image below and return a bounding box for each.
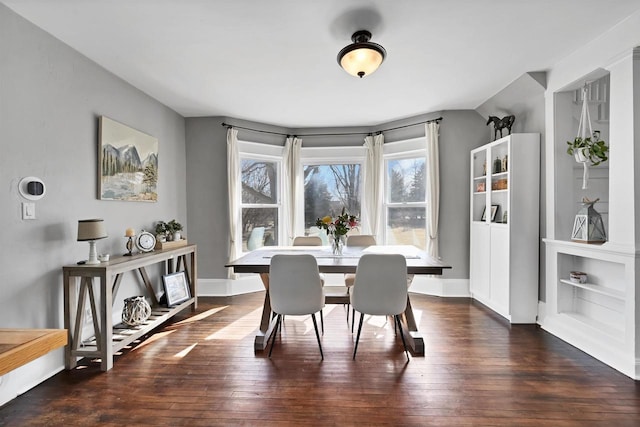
[241,159,277,204]
[242,208,278,251]
[386,207,426,249]
[387,158,426,203]
[303,164,361,232]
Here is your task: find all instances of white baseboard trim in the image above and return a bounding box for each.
[197,276,470,298]
[198,277,263,296]
[536,301,546,326]
[409,277,470,297]
[540,313,637,379]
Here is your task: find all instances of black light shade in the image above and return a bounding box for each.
[337,30,387,78]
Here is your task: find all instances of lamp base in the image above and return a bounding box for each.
[86,240,100,264]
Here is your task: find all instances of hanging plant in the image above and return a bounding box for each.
[566,132,608,166]
[568,84,609,189]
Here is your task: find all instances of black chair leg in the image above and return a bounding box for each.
[395,315,410,362]
[268,314,282,358]
[352,313,365,360]
[351,308,356,333]
[320,309,324,334]
[311,313,324,360]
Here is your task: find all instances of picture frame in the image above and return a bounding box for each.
[481,204,500,222]
[162,271,191,307]
[98,116,158,202]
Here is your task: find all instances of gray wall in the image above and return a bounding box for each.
[0,3,186,404]
[477,72,547,300]
[185,110,486,280]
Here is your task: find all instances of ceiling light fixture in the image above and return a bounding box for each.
[337,30,386,78]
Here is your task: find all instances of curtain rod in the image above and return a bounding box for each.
[221,117,442,138]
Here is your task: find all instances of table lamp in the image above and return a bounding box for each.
[77,219,108,265]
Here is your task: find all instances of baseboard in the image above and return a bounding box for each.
[541,313,637,379]
[198,276,263,296]
[536,301,546,326]
[409,277,470,297]
[0,353,65,407]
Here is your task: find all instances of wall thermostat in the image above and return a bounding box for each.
[19,177,46,200]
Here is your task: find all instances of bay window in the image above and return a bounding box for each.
[383,140,427,250]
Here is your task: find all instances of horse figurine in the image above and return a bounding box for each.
[486,115,515,140]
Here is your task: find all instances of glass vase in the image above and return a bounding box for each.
[331,234,346,256]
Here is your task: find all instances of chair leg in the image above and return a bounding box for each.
[311,313,324,360]
[268,314,282,358]
[351,308,356,333]
[346,303,350,326]
[320,309,324,334]
[395,315,410,362]
[352,312,365,360]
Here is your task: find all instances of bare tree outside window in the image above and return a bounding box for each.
[241,159,279,251]
[303,164,361,235]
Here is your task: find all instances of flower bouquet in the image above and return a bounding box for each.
[315,208,358,255]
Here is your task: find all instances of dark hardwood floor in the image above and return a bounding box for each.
[2,292,640,426]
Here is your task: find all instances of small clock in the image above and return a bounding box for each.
[135,231,156,252]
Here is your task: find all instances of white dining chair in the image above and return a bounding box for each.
[268,254,325,360]
[350,253,409,361]
[293,235,325,333]
[292,236,322,246]
[247,226,265,251]
[344,235,377,330]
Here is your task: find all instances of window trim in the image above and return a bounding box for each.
[382,138,428,248]
[238,140,284,252]
[299,146,366,237]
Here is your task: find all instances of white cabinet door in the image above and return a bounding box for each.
[489,226,510,318]
[470,223,490,300]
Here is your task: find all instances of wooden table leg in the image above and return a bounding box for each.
[63,270,76,370]
[254,273,277,351]
[399,294,424,356]
[99,272,113,371]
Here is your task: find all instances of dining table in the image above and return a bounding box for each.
[225,244,451,356]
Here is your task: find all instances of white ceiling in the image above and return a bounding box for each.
[4,1,640,128]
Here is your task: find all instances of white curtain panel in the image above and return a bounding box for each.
[283,137,302,244]
[227,127,240,279]
[425,122,440,258]
[362,133,384,239]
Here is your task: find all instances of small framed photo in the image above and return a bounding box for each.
[481,204,500,222]
[162,271,191,307]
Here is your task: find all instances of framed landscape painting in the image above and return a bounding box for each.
[98,116,158,202]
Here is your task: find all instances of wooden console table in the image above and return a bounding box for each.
[0,329,67,376]
[62,244,197,371]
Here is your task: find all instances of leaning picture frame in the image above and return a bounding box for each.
[162,271,191,307]
[481,204,500,222]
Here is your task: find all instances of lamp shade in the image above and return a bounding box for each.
[337,30,386,78]
[77,219,108,241]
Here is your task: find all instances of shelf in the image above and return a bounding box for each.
[492,189,508,194]
[473,175,487,181]
[558,312,624,341]
[78,299,195,353]
[492,171,508,178]
[473,191,486,195]
[559,279,624,301]
[63,244,198,371]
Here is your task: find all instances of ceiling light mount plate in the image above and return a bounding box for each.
[337,30,386,78]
